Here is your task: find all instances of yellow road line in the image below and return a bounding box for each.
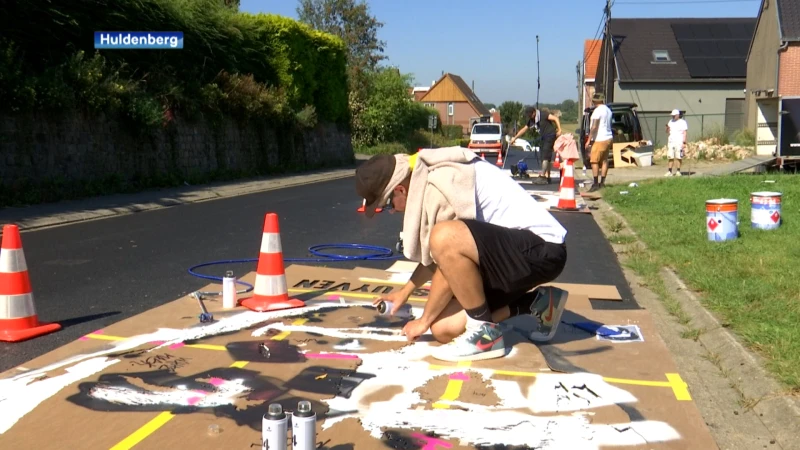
[427,364,690,400]
[108,319,307,449]
[432,361,471,409]
[666,373,692,401]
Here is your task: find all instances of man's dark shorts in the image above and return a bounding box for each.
[462,219,567,311]
[540,135,556,162]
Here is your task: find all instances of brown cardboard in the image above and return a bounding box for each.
[0,265,716,450]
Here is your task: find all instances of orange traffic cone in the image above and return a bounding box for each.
[0,224,61,342]
[240,213,306,312]
[496,150,504,167]
[553,152,561,170]
[553,159,578,211]
[480,152,486,161]
[357,199,382,214]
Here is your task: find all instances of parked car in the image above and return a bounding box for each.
[578,103,644,166]
[468,123,507,158]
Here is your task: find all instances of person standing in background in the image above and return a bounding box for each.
[509,106,562,184]
[665,109,688,177]
[585,93,613,192]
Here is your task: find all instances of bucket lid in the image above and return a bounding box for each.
[706,198,738,204]
[751,191,782,197]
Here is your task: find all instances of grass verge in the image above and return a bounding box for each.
[603,174,800,389]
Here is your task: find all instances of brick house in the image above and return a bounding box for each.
[583,39,602,112]
[418,73,491,135]
[745,0,800,157]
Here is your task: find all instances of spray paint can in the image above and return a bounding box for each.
[291,400,315,450]
[222,270,237,309]
[376,301,412,319]
[262,403,288,450]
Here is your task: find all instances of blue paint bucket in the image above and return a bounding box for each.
[706,199,739,242]
[750,191,782,230]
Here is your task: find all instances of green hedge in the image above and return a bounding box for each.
[0,0,348,125]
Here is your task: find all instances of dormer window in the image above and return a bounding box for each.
[652,50,671,63]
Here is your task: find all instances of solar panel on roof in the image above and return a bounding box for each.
[698,41,718,56]
[717,41,738,57]
[710,24,732,39]
[706,59,729,77]
[680,41,703,57]
[727,59,747,77]
[671,23,694,40]
[686,59,710,77]
[690,24,713,39]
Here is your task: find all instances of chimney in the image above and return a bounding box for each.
[472,80,475,93]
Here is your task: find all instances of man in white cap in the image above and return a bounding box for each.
[665,109,688,176]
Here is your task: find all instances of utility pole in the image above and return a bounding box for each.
[603,0,612,102]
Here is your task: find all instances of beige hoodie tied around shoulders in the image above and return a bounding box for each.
[400,146,480,267]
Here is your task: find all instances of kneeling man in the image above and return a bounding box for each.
[356,148,569,362]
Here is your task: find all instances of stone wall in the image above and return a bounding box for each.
[0,112,354,193]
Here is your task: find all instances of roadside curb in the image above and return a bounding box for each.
[0,167,357,234]
[594,198,800,450]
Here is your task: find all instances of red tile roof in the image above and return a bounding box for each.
[584,39,602,80]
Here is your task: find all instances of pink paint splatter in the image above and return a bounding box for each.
[186,396,203,406]
[411,433,453,449]
[208,377,225,386]
[79,329,104,341]
[169,342,185,349]
[448,372,469,381]
[150,340,165,346]
[305,353,359,360]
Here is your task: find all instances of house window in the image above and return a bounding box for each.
[652,50,671,63]
[448,103,454,116]
[424,103,434,108]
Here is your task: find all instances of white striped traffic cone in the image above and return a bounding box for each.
[0,224,61,342]
[240,213,306,312]
[553,159,579,211]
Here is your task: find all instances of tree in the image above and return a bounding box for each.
[483,102,497,110]
[296,0,386,92]
[498,101,524,132]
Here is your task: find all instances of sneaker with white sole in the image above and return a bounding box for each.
[431,321,506,362]
[664,171,673,177]
[528,286,569,342]
[674,171,682,177]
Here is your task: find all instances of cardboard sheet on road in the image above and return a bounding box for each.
[0,265,716,449]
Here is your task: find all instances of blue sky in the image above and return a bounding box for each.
[243,0,760,105]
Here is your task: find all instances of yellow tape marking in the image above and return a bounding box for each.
[432,361,472,409]
[109,319,306,449]
[666,373,692,401]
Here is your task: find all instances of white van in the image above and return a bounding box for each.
[468,123,504,156]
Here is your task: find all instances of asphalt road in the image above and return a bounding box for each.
[1,152,635,373]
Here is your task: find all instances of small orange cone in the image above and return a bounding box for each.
[240,213,306,312]
[0,224,61,342]
[496,150,504,167]
[480,152,486,160]
[553,152,561,170]
[553,159,579,211]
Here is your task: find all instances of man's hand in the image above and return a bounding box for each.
[508,137,516,146]
[402,319,430,341]
[372,289,411,315]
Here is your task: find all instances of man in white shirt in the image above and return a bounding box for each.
[586,93,614,192]
[355,149,569,362]
[665,109,688,176]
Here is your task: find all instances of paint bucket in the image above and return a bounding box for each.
[750,192,782,230]
[706,199,739,242]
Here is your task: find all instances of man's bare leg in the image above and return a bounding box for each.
[429,220,488,316]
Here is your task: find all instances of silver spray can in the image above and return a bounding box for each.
[376,301,412,318]
[262,403,288,450]
[222,270,237,309]
[291,400,315,450]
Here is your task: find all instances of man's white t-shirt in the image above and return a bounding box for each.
[667,119,688,143]
[474,160,567,244]
[591,104,614,142]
